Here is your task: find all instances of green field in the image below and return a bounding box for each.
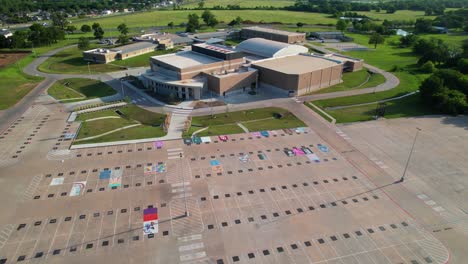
[186,107,305,137]
[74,104,166,144]
[325,94,435,123]
[357,10,436,21]
[0,56,43,110]
[76,117,137,139]
[310,32,437,122]
[0,37,90,110]
[182,0,295,8]
[311,68,386,94]
[47,78,116,102]
[72,10,337,30]
[38,45,177,74]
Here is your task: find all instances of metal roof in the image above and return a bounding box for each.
[242,26,305,37]
[119,41,157,54]
[235,38,308,58]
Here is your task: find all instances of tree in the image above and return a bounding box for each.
[433,89,467,115]
[118,34,129,45]
[66,25,76,34]
[117,23,129,35]
[92,23,101,31]
[414,18,433,33]
[420,75,444,103]
[198,1,205,9]
[81,24,91,33]
[386,6,396,14]
[51,12,68,30]
[399,34,418,47]
[168,22,174,28]
[201,10,218,27]
[186,13,200,33]
[420,61,436,73]
[228,16,243,27]
[77,37,90,50]
[297,22,305,28]
[93,26,104,40]
[368,33,385,49]
[336,20,347,32]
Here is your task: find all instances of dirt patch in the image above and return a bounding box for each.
[193,100,226,109]
[0,52,30,68]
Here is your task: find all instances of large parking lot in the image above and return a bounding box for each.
[0,96,454,263]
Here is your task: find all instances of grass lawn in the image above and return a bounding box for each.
[118,104,166,125]
[182,0,295,8]
[357,10,436,21]
[72,10,337,30]
[75,125,166,144]
[187,107,304,137]
[0,36,88,110]
[195,124,245,137]
[0,56,43,109]
[308,32,445,122]
[38,45,176,74]
[326,94,436,123]
[47,78,116,102]
[74,104,167,144]
[76,109,119,121]
[311,68,386,94]
[76,117,137,139]
[242,114,305,131]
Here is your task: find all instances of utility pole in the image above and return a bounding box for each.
[120,79,125,97]
[87,62,91,75]
[399,128,421,183]
[180,152,189,216]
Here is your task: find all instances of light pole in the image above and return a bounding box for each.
[120,79,125,97]
[87,62,91,75]
[399,127,421,183]
[180,152,189,216]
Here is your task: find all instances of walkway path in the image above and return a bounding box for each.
[74,124,141,142]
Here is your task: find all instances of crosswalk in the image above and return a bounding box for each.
[177,234,209,263]
[0,224,14,249]
[167,148,184,160]
[291,97,302,103]
[336,129,351,141]
[131,97,147,103]
[46,149,73,160]
[417,193,468,236]
[369,157,389,169]
[20,174,42,202]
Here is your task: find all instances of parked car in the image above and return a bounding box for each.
[283,128,293,135]
[302,147,313,154]
[260,130,269,137]
[284,149,295,157]
[218,135,229,142]
[192,136,202,144]
[183,138,192,145]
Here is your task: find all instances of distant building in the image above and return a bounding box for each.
[396,29,409,37]
[0,29,13,38]
[83,42,157,64]
[432,26,448,34]
[101,10,113,15]
[133,32,193,49]
[310,32,352,42]
[240,26,306,44]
